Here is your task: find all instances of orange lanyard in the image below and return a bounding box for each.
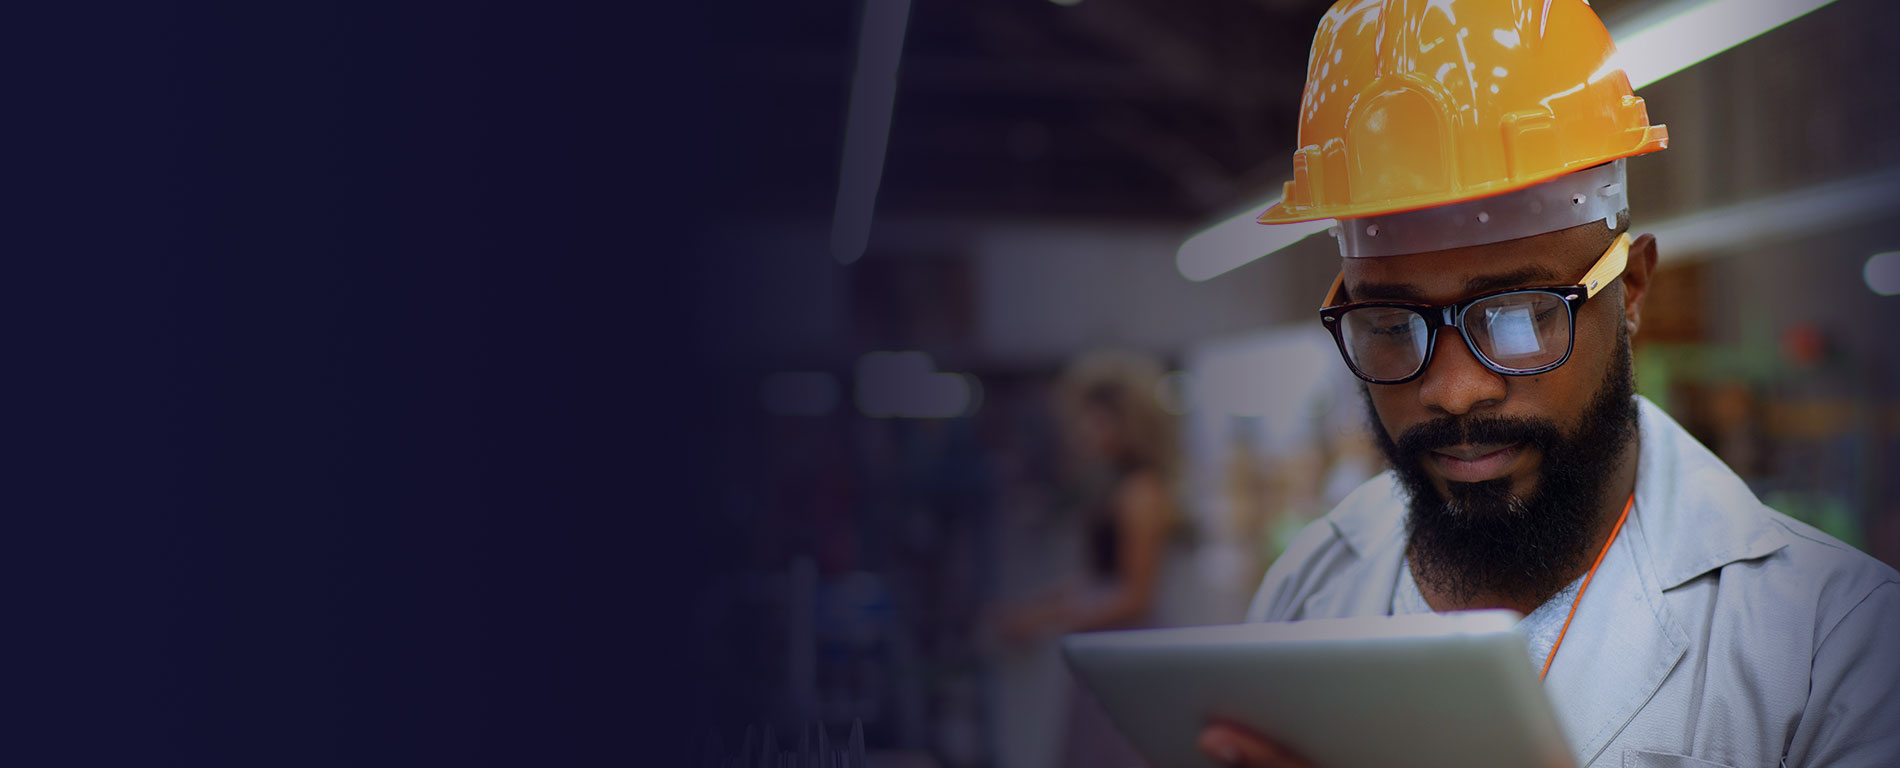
[1539,493,1635,681]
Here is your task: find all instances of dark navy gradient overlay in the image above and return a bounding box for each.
[9,2,722,764]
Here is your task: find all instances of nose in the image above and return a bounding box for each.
[1416,330,1508,416]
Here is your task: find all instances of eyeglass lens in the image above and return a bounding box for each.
[1338,292,1571,380]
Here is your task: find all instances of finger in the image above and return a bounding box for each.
[1197,722,1313,768]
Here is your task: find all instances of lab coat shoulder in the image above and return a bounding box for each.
[1648,504,1900,767]
[1617,397,1900,766]
[1630,395,1897,649]
[1787,578,1900,766]
[1245,471,1407,623]
[1752,508,1900,767]
[1761,509,1900,631]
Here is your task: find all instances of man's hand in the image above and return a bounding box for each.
[1196,721,1315,768]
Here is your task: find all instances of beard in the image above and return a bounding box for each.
[1367,327,1639,609]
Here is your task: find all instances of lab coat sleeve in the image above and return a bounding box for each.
[1784,580,1900,767]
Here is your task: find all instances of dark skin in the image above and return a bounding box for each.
[1196,222,1660,767]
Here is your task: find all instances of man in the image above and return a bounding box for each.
[1193,1,1900,766]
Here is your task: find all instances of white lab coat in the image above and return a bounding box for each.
[1247,396,1900,767]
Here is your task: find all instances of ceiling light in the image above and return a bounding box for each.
[1865,252,1900,296]
[830,0,913,265]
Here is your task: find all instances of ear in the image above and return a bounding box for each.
[1621,233,1659,335]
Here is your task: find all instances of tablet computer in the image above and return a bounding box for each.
[1060,610,1574,768]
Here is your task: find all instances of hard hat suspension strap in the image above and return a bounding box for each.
[1333,160,1629,259]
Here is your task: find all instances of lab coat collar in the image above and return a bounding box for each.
[1324,474,1405,561]
[1629,395,1789,590]
[1310,475,1409,617]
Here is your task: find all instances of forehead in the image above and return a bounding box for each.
[1341,222,1610,303]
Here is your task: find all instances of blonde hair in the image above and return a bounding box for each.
[1056,349,1180,489]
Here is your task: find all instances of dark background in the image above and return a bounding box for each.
[15,2,707,763]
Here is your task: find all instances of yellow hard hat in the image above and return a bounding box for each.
[1259,0,1668,226]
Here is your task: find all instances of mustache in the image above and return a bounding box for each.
[1393,415,1563,457]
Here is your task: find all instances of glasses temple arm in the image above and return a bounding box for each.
[1320,271,1344,309]
[1579,233,1632,299]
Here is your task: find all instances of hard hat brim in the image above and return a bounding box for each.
[1257,126,1668,226]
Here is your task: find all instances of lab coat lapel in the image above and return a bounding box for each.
[1305,484,1410,618]
[1541,491,1689,767]
[1302,534,1406,617]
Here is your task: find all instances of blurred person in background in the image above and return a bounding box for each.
[988,349,1182,767]
[1187,1,1900,766]
[992,350,1180,643]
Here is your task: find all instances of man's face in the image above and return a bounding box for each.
[1345,222,1631,499]
[1344,221,1651,605]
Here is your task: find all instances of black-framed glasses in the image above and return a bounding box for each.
[1318,233,1631,385]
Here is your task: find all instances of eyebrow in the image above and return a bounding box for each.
[1349,266,1562,302]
